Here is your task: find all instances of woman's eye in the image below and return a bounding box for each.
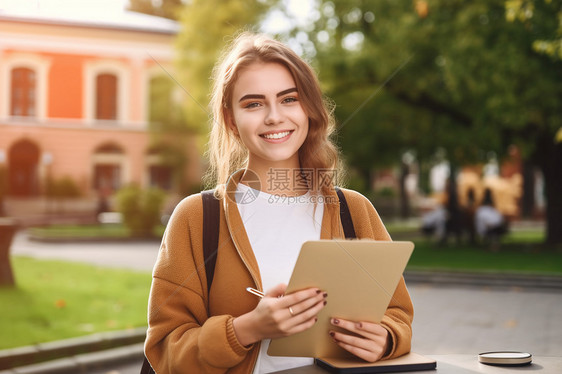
[282,97,298,104]
[244,102,261,109]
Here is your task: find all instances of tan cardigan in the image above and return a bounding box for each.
[145,171,414,373]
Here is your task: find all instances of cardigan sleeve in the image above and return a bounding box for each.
[144,194,252,373]
[342,189,414,359]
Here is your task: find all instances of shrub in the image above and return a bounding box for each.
[115,185,166,237]
[46,176,81,198]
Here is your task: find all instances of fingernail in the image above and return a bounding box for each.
[329,331,335,337]
[358,322,363,328]
[323,292,328,298]
[315,317,318,323]
[323,300,327,306]
[332,318,339,325]
[316,289,321,294]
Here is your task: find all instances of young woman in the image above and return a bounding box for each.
[144,32,413,374]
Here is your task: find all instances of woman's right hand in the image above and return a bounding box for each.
[232,283,327,346]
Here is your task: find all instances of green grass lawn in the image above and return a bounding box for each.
[2,225,561,350]
[0,257,151,349]
[404,228,562,275]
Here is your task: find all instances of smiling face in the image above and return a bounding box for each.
[229,62,309,174]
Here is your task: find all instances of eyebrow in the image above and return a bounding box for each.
[238,87,298,103]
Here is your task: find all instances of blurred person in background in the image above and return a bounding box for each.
[475,188,508,250]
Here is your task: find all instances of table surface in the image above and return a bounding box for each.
[270,354,562,374]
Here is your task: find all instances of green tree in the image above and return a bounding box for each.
[127,0,183,20]
[290,0,562,245]
[148,74,195,193]
[116,185,166,237]
[127,0,197,193]
[175,0,278,134]
[128,0,202,194]
[131,0,279,193]
[506,0,562,60]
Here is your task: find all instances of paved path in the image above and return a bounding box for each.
[409,284,561,356]
[8,231,562,373]
[87,283,562,374]
[10,231,160,272]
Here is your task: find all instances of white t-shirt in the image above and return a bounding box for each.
[235,183,324,374]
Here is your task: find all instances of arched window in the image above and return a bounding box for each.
[95,73,118,120]
[92,143,124,191]
[10,67,36,117]
[146,146,173,190]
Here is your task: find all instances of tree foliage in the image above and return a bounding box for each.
[175,0,278,133]
[289,0,562,243]
[127,0,183,20]
[506,0,562,60]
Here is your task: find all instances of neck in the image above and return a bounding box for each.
[243,159,308,196]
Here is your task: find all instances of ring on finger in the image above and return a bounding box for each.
[288,306,295,316]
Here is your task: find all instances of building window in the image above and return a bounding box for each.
[10,68,36,117]
[95,73,118,120]
[146,146,174,191]
[149,164,172,190]
[93,164,121,190]
[92,143,124,192]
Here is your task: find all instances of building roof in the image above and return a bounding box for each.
[0,5,180,35]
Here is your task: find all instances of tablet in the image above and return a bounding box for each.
[268,240,414,358]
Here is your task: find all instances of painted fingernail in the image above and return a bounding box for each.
[329,331,335,337]
[316,289,322,294]
[332,318,339,325]
[323,300,327,306]
[315,317,318,323]
[323,292,328,298]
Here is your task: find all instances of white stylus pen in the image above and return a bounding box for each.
[246,287,265,298]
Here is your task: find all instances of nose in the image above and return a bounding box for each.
[264,103,283,126]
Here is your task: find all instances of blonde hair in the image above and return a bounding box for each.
[206,32,341,196]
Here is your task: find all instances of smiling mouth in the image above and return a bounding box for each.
[260,130,293,140]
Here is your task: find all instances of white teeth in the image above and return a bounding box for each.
[262,131,291,139]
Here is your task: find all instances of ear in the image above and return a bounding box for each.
[224,110,239,136]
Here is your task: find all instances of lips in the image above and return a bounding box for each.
[260,130,293,140]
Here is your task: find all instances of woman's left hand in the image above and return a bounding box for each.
[328,318,390,362]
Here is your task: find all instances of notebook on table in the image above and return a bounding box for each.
[316,353,436,373]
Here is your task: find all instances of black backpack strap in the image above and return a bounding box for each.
[201,189,221,294]
[335,187,356,239]
[140,357,154,374]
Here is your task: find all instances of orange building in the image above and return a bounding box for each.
[0,6,201,217]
